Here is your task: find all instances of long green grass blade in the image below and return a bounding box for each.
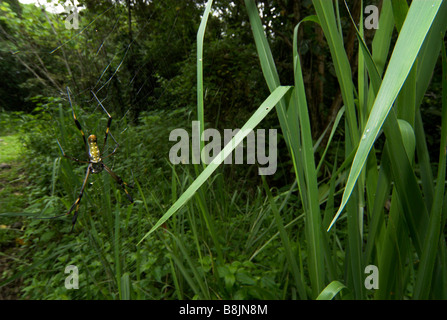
[262,177,307,300]
[312,0,358,145]
[120,273,131,300]
[414,0,447,209]
[316,280,347,300]
[244,0,300,159]
[139,86,292,244]
[167,230,210,299]
[292,20,326,297]
[196,0,213,155]
[413,40,447,299]
[244,0,280,92]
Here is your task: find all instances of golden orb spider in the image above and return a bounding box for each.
[45,87,133,231]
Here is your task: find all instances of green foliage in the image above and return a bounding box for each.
[0,0,446,301]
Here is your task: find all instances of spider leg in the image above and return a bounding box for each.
[67,87,89,159]
[103,164,133,203]
[67,163,92,231]
[34,164,91,230]
[56,138,90,164]
[101,131,119,160]
[91,90,112,155]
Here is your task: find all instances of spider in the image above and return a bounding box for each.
[46,87,133,231]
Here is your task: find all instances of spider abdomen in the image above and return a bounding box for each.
[87,134,101,162]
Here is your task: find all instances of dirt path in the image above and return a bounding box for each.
[0,135,28,299]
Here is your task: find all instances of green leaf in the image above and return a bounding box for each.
[413,38,447,299]
[316,281,348,300]
[196,0,213,152]
[138,86,292,244]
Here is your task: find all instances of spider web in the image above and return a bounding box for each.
[38,1,198,298]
